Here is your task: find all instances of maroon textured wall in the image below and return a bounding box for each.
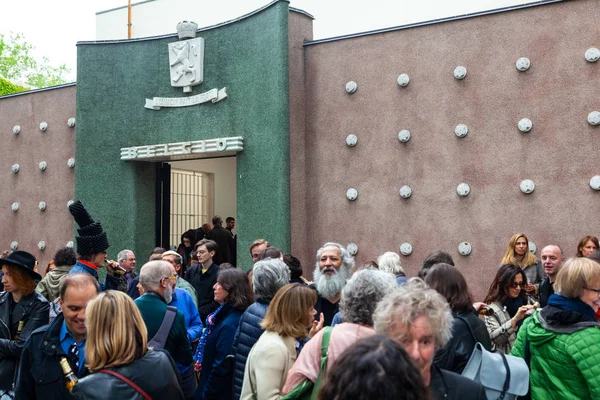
[0,86,76,275]
[293,0,599,299]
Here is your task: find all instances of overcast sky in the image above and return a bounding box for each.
[1,0,537,82]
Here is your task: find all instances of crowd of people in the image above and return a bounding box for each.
[0,201,599,399]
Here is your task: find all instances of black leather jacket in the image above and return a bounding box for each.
[16,312,86,400]
[434,310,492,374]
[71,350,184,400]
[0,291,49,390]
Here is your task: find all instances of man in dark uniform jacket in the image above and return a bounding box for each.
[16,274,99,399]
[538,245,565,307]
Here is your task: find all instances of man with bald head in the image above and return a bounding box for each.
[135,261,195,399]
[538,245,565,307]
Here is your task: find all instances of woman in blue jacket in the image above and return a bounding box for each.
[195,269,252,400]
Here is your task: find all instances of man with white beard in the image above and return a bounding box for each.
[312,242,355,326]
[135,261,194,399]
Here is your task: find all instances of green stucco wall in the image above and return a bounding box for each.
[75,1,291,270]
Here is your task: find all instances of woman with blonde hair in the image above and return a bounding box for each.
[240,283,317,400]
[501,233,544,296]
[512,257,600,399]
[71,291,183,399]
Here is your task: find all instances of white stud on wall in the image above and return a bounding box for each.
[38,241,46,251]
[529,241,537,254]
[457,183,471,197]
[585,48,600,63]
[399,185,412,199]
[11,202,19,212]
[346,188,358,201]
[518,118,533,133]
[520,179,535,194]
[67,118,76,127]
[346,135,358,147]
[397,74,410,87]
[587,111,600,126]
[455,124,469,138]
[10,241,18,251]
[38,201,47,211]
[400,242,413,256]
[347,243,358,256]
[590,176,600,191]
[67,158,75,168]
[516,57,531,71]
[11,164,19,173]
[398,129,411,143]
[39,161,47,171]
[39,122,48,132]
[458,242,472,256]
[12,125,20,135]
[345,81,358,94]
[454,66,467,80]
[66,241,74,248]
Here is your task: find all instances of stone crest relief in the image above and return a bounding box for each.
[169,36,204,93]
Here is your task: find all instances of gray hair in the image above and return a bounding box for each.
[162,250,183,266]
[377,252,405,276]
[252,258,291,300]
[340,269,397,326]
[139,261,171,292]
[117,249,133,263]
[374,278,453,349]
[315,242,355,271]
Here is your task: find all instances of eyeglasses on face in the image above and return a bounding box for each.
[584,287,600,298]
[510,282,526,289]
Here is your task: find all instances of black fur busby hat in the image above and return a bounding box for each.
[68,200,109,256]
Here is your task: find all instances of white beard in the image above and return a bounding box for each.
[314,265,349,299]
[164,284,173,304]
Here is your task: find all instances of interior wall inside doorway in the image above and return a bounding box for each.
[172,157,237,238]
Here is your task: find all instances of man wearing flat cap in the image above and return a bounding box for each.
[67,200,119,291]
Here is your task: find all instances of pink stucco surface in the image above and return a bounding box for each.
[0,85,76,275]
[293,0,599,299]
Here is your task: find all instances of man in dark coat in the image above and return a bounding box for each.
[312,242,354,326]
[135,260,194,399]
[16,273,99,399]
[205,216,234,266]
[538,245,565,307]
[184,239,220,323]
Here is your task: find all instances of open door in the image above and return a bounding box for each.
[155,162,171,249]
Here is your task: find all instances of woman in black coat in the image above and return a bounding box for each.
[425,263,492,373]
[0,251,49,396]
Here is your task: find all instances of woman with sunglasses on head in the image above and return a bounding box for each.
[484,264,535,353]
[501,233,544,299]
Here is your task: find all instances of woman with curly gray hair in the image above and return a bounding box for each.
[374,278,487,400]
[283,269,396,394]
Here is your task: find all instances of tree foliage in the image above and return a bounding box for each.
[0,76,27,96]
[0,32,71,91]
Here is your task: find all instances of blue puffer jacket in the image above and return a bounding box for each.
[230,299,270,400]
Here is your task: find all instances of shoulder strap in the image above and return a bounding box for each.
[148,306,177,350]
[99,369,152,400]
[311,327,333,400]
